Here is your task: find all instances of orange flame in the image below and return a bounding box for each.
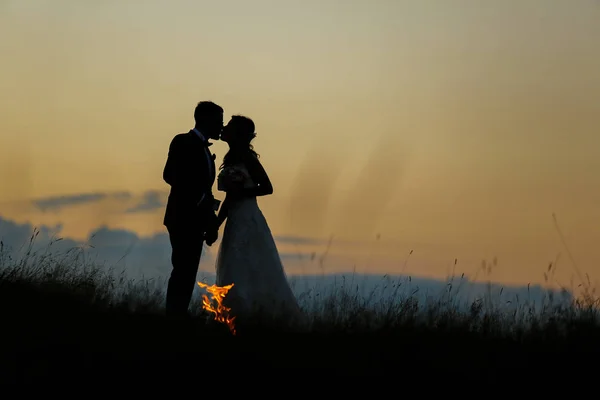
[197,281,236,335]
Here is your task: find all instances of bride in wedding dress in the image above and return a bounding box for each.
[214,115,303,327]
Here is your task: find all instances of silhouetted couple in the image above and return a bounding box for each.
[162,101,302,326]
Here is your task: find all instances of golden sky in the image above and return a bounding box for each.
[1,0,599,288]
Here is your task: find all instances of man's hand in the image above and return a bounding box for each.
[205,226,218,246]
[204,213,219,246]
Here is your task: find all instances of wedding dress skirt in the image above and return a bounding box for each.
[215,196,304,326]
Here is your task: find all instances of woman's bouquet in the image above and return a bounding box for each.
[218,165,251,192]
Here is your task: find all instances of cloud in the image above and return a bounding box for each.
[0,217,79,254]
[0,215,572,310]
[0,215,171,279]
[273,235,329,245]
[0,215,341,281]
[32,191,131,213]
[0,215,323,283]
[125,190,166,214]
[285,273,573,313]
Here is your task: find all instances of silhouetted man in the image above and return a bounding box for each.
[163,101,223,317]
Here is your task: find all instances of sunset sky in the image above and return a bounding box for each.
[1,0,599,289]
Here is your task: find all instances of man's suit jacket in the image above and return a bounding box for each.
[163,130,216,229]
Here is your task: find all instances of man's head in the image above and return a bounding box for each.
[194,101,224,140]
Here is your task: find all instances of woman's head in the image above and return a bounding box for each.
[220,115,259,168]
[221,115,256,147]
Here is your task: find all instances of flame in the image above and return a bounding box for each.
[197,281,237,335]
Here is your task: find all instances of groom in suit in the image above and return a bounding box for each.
[163,101,223,317]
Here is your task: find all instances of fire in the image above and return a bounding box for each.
[197,281,236,335]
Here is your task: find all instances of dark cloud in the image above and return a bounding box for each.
[0,215,175,280]
[125,190,166,214]
[0,215,572,311]
[32,191,131,213]
[286,273,573,313]
[26,190,170,215]
[0,216,320,283]
[86,226,175,279]
[0,217,79,255]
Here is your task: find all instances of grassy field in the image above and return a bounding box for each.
[1,234,599,385]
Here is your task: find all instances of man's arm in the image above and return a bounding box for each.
[162,136,180,186]
[163,135,204,201]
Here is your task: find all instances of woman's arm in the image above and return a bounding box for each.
[217,196,230,228]
[243,156,274,197]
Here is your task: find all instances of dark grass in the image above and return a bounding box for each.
[1,234,600,385]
